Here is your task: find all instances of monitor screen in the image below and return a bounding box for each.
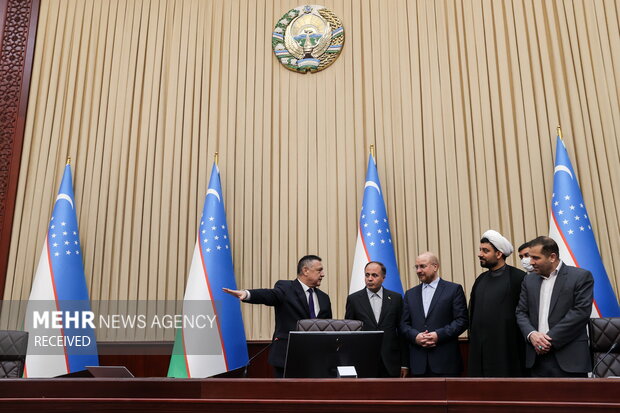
[284,331,383,378]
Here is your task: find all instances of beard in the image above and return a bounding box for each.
[479,259,497,269]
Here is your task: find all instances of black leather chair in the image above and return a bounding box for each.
[0,330,28,378]
[296,318,363,331]
[589,317,620,377]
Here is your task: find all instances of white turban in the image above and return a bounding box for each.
[481,230,514,257]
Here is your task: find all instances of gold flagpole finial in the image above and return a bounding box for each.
[369,145,375,159]
[557,125,563,140]
[214,152,219,165]
[66,156,71,166]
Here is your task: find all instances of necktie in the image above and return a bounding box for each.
[371,293,381,323]
[308,288,316,319]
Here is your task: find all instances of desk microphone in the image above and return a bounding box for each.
[243,338,278,378]
[592,342,618,378]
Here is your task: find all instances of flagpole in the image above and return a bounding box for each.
[349,144,403,295]
[66,157,71,166]
[557,125,563,140]
[214,152,219,166]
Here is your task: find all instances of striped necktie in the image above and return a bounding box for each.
[308,288,316,319]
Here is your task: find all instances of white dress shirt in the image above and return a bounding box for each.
[538,261,562,334]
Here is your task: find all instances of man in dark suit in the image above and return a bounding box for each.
[400,252,468,376]
[345,261,409,377]
[223,255,332,377]
[516,236,593,377]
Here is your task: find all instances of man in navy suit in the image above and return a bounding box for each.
[345,261,409,377]
[223,255,332,377]
[400,252,468,376]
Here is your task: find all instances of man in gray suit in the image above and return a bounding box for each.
[515,236,594,377]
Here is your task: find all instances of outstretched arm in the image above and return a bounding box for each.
[222,288,248,300]
[224,280,288,306]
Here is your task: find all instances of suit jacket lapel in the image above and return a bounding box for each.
[531,275,543,329]
[549,265,568,316]
[415,285,425,318]
[294,279,311,317]
[377,290,391,326]
[316,288,330,317]
[426,279,445,319]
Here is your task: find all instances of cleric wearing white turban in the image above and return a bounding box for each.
[481,230,514,258]
[468,229,527,377]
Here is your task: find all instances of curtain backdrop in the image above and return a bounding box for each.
[4,0,620,340]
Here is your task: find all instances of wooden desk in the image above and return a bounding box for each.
[0,378,618,412]
[97,339,469,378]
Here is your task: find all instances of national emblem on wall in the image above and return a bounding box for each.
[272,5,345,73]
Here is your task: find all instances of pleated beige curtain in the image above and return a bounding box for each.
[3,0,620,340]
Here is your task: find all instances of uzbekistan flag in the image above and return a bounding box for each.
[168,162,248,377]
[24,163,98,377]
[349,154,403,295]
[548,135,620,317]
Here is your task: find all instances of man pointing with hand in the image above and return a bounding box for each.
[223,255,332,377]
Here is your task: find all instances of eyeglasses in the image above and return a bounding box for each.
[414,263,436,270]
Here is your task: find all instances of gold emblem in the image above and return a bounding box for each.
[272,5,344,73]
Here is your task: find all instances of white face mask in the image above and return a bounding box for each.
[521,257,534,272]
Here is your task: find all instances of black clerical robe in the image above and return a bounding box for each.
[468,264,526,377]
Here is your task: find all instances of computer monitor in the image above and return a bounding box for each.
[283,331,383,378]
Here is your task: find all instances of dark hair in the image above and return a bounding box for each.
[518,241,531,252]
[529,236,559,257]
[365,261,386,276]
[480,237,497,252]
[297,255,322,274]
[480,237,505,259]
